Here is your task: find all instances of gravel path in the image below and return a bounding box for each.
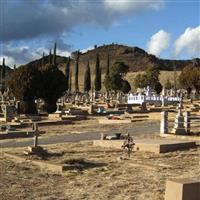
[0,122,159,148]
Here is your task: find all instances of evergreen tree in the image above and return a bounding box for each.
[69,69,72,92]
[84,61,91,93]
[1,58,6,94]
[42,52,45,66]
[65,57,70,91]
[106,61,130,93]
[104,53,111,91]
[74,52,79,92]
[48,49,52,64]
[94,53,101,91]
[52,42,57,65]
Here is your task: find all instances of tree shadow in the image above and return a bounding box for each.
[62,158,107,171]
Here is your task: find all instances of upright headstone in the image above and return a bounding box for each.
[2,105,15,122]
[160,111,168,134]
[184,111,190,134]
[141,102,147,112]
[172,109,186,135]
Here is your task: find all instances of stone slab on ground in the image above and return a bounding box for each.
[98,118,132,124]
[160,133,200,142]
[4,153,77,173]
[165,178,200,200]
[0,130,35,139]
[93,139,196,153]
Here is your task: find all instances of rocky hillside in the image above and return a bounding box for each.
[27,44,200,75]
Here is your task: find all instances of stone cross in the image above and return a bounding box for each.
[33,123,39,147]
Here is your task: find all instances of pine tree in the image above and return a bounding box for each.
[65,57,70,91]
[42,52,45,66]
[84,61,91,93]
[74,52,79,92]
[94,53,101,91]
[104,53,110,91]
[69,69,72,93]
[52,42,57,65]
[48,49,52,64]
[1,58,6,94]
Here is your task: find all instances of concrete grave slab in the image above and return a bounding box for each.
[93,139,196,153]
[165,178,200,200]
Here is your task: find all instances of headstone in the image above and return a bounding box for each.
[2,105,15,122]
[88,104,95,114]
[16,101,20,114]
[172,109,186,135]
[184,111,190,134]
[160,111,168,134]
[141,102,147,112]
[165,178,200,200]
[126,104,133,113]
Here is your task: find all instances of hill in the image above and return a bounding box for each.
[26,44,200,75]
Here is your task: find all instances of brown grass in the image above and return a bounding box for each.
[1,141,199,200]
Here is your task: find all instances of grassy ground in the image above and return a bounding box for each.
[1,141,199,200]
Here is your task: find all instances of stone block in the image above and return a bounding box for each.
[165,178,200,200]
[93,139,196,153]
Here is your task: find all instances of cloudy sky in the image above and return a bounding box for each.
[0,0,199,67]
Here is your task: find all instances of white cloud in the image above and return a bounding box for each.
[80,46,94,53]
[174,26,200,58]
[1,44,71,67]
[147,30,170,56]
[104,0,164,13]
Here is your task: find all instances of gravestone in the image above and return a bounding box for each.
[165,178,200,200]
[160,111,168,134]
[172,109,186,135]
[2,105,15,122]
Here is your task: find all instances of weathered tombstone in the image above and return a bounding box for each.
[165,178,200,200]
[184,111,190,134]
[26,123,44,155]
[172,109,186,135]
[16,101,20,114]
[160,111,168,134]
[2,105,15,122]
[141,102,147,112]
[88,104,95,114]
[126,104,133,113]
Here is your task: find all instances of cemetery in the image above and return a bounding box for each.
[0,44,200,200]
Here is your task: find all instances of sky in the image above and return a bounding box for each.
[0,0,200,67]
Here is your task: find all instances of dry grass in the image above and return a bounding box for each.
[1,141,199,200]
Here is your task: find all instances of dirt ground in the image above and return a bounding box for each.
[1,141,199,200]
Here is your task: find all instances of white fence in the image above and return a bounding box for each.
[127,94,181,105]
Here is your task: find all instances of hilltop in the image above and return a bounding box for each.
[26,44,200,75]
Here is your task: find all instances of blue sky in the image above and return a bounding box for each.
[0,0,199,66]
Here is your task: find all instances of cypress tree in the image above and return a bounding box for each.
[104,53,110,92]
[69,69,72,93]
[74,52,79,92]
[94,53,101,91]
[42,52,45,66]
[65,57,70,91]
[1,58,6,94]
[106,53,110,76]
[52,42,57,65]
[48,49,52,64]
[14,64,16,70]
[84,61,91,93]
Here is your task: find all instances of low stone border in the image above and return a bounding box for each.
[4,153,74,173]
[93,139,197,154]
[160,133,200,142]
[0,130,35,139]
